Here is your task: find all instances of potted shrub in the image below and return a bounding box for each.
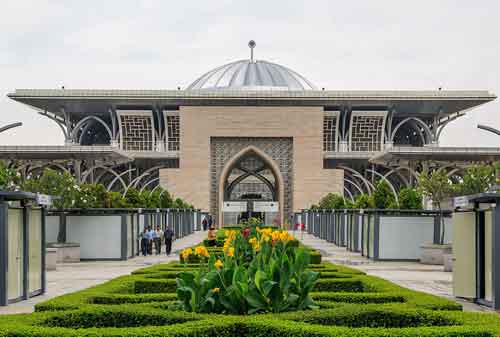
[418,170,452,265]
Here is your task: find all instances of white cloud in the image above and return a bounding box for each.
[0,0,498,146]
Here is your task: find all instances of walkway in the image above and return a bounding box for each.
[293,231,493,313]
[0,230,207,315]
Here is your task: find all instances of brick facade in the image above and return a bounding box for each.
[159,106,343,224]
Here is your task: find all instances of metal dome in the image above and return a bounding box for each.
[187,59,316,91]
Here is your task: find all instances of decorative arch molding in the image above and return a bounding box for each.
[131,165,170,189]
[81,165,129,191]
[338,165,375,195]
[38,112,69,140]
[225,164,276,201]
[71,116,113,143]
[218,146,285,228]
[140,177,160,193]
[390,117,433,144]
[365,169,399,207]
[26,163,70,176]
[383,166,420,186]
[344,178,365,196]
[344,187,355,202]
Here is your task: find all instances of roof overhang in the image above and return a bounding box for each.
[0,145,133,164]
[7,89,496,120]
[370,146,500,165]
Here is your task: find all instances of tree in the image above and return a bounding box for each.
[398,187,423,210]
[73,183,108,209]
[418,170,453,244]
[0,162,19,191]
[22,169,78,209]
[372,181,396,209]
[454,164,495,196]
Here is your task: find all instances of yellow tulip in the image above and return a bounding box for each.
[214,259,224,270]
[271,231,281,242]
[195,246,209,258]
[279,231,290,242]
[212,287,220,293]
[181,247,193,261]
[227,247,235,257]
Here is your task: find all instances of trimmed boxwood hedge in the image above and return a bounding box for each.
[2,254,499,336]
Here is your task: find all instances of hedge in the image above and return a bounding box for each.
[1,306,500,336]
[5,257,500,336]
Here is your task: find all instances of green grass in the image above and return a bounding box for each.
[1,257,500,336]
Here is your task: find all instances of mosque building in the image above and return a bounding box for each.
[5,41,497,225]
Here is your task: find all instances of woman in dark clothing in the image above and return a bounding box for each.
[140,228,149,256]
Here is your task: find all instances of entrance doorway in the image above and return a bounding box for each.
[219,147,283,227]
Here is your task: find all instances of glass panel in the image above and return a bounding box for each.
[7,209,23,300]
[29,208,42,294]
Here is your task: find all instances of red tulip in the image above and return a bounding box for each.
[242,228,250,237]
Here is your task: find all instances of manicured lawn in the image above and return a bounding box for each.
[2,259,500,336]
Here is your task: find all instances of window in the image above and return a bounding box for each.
[164,111,180,151]
[349,112,387,152]
[117,111,155,151]
[323,112,338,152]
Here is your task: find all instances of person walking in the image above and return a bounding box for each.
[147,227,154,255]
[202,217,208,231]
[140,228,149,256]
[208,216,213,229]
[164,226,175,256]
[155,225,163,255]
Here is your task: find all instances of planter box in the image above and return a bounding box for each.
[420,244,452,265]
[46,208,199,261]
[46,248,58,270]
[443,253,453,272]
[47,242,80,263]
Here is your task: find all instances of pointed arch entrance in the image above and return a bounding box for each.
[218,146,284,227]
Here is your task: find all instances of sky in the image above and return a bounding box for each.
[0,0,499,146]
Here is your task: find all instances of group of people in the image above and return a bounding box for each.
[140,225,175,256]
[201,216,213,231]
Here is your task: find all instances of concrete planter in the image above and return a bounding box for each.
[420,243,452,265]
[46,248,58,270]
[443,253,453,272]
[47,242,80,263]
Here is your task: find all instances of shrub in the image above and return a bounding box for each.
[318,193,345,209]
[314,279,365,292]
[354,193,374,209]
[398,187,423,210]
[134,279,177,293]
[373,181,396,209]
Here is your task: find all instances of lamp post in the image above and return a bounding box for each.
[477,124,500,184]
[0,122,22,134]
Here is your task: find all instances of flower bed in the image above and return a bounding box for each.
[2,230,500,335]
[3,259,500,336]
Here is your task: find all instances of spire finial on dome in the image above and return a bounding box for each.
[248,40,256,62]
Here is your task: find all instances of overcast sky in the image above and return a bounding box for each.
[0,0,499,146]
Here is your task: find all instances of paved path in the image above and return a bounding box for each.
[292,231,493,313]
[0,230,207,315]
